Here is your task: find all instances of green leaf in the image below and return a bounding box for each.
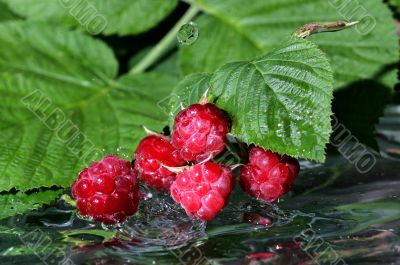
[168,73,211,126]
[169,38,333,161]
[61,229,117,244]
[181,0,398,91]
[0,21,177,192]
[0,1,19,22]
[129,48,182,78]
[0,190,61,220]
[153,52,182,78]
[179,15,260,75]
[210,38,333,162]
[388,0,400,10]
[2,0,177,36]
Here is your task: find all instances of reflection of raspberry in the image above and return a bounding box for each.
[242,213,272,226]
[134,135,185,192]
[71,155,139,224]
[240,146,300,202]
[245,253,276,262]
[170,162,234,221]
[171,103,230,162]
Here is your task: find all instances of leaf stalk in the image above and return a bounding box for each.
[129,5,200,74]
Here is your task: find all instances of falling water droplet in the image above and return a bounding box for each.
[177,21,199,46]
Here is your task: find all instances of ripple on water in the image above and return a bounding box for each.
[116,186,206,252]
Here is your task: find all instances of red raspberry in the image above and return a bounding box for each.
[170,162,234,221]
[134,135,185,192]
[240,146,300,202]
[171,103,230,162]
[71,155,139,224]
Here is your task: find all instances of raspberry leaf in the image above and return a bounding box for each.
[0,22,177,192]
[210,38,333,162]
[389,0,400,10]
[0,1,18,22]
[168,73,212,126]
[2,0,177,36]
[168,38,333,161]
[0,190,62,220]
[180,0,398,92]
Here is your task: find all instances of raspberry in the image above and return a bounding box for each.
[134,135,185,192]
[240,146,300,202]
[71,155,139,224]
[170,162,234,221]
[171,103,230,162]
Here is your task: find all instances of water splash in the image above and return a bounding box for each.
[117,186,206,251]
[1,156,400,265]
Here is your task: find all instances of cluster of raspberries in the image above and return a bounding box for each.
[71,103,299,224]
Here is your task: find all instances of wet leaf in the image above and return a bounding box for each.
[181,0,398,92]
[0,190,62,220]
[2,0,177,36]
[0,22,177,192]
[170,39,333,161]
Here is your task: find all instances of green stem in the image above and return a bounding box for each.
[61,194,76,207]
[129,5,200,74]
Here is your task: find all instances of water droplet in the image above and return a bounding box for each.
[276,122,285,138]
[177,22,199,46]
[116,147,130,159]
[80,80,91,87]
[290,124,301,146]
[101,222,121,230]
[77,213,93,222]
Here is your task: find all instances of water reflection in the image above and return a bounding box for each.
[1,104,400,264]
